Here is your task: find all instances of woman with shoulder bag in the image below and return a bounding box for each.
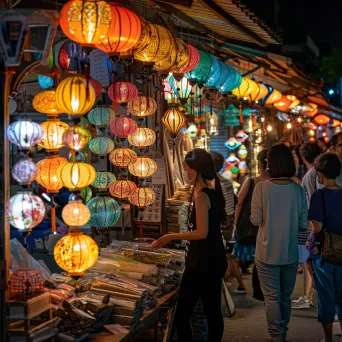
[308,153,342,342]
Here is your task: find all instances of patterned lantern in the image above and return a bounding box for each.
[96,3,141,55]
[87,196,121,228]
[62,200,90,227]
[60,0,113,47]
[7,191,45,231]
[56,76,96,116]
[232,77,258,99]
[7,120,43,150]
[89,137,115,155]
[58,42,70,70]
[92,171,116,189]
[33,90,63,116]
[205,56,230,89]
[235,130,249,143]
[109,180,137,199]
[39,118,69,152]
[88,107,115,127]
[169,76,192,105]
[128,156,157,179]
[238,144,248,159]
[56,162,96,191]
[54,231,98,276]
[128,127,156,148]
[162,107,186,138]
[127,96,157,119]
[12,159,37,185]
[128,186,155,209]
[246,83,269,103]
[38,75,54,89]
[185,50,211,86]
[314,114,330,125]
[110,115,137,139]
[175,44,200,76]
[89,78,102,97]
[62,126,90,151]
[108,81,139,104]
[109,147,137,168]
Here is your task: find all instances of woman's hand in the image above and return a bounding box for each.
[151,234,172,249]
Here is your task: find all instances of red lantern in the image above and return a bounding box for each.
[110,115,137,139]
[109,180,137,199]
[109,147,137,168]
[108,81,139,104]
[89,79,102,97]
[179,45,200,73]
[58,42,70,70]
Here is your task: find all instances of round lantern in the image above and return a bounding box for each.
[87,196,121,228]
[89,78,102,97]
[273,95,293,111]
[81,186,92,202]
[12,159,37,185]
[128,127,156,148]
[185,50,211,86]
[58,42,70,70]
[9,269,44,301]
[56,76,96,116]
[225,137,242,150]
[169,76,192,104]
[62,200,90,227]
[33,90,63,116]
[7,191,45,231]
[162,107,186,138]
[220,66,242,94]
[109,180,137,199]
[62,126,90,151]
[246,83,269,103]
[109,147,137,168]
[128,186,155,209]
[232,77,258,99]
[205,56,230,89]
[176,44,200,75]
[108,81,139,104]
[128,156,157,179]
[60,0,113,47]
[92,171,116,190]
[39,118,69,152]
[54,231,98,276]
[88,107,115,127]
[110,115,137,139]
[95,3,141,55]
[89,137,115,155]
[127,96,157,119]
[56,162,96,191]
[314,114,330,125]
[7,120,43,150]
[38,75,54,89]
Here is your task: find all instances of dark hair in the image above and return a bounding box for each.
[317,137,327,144]
[300,142,321,164]
[294,145,304,165]
[267,144,296,178]
[209,151,225,173]
[314,153,341,179]
[257,149,269,171]
[330,133,342,147]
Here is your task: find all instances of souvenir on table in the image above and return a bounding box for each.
[224,137,242,150]
[237,145,248,159]
[225,154,240,170]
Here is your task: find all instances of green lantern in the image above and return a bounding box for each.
[92,172,116,190]
[89,137,115,155]
[185,50,211,86]
[88,107,116,127]
[80,186,92,202]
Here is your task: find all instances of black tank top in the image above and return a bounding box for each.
[185,188,228,273]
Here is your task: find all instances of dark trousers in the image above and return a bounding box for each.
[174,266,224,342]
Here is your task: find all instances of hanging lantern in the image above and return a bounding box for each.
[166,93,180,106]
[88,107,115,127]
[246,83,269,103]
[32,90,63,116]
[92,171,116,190]
[62,125,90,151]
[39,118,69,152]
[54,231,98,276]
[12,159,37,185]
[166,40,191,78]
[330,119,341,128]
[56,75,96,116]
[205,56,227,88]
[127,96,157,119]
[60,0,113,47]
[62,200,90,227]
[38,75,54,89]
[238,161,247,174]
[176,44,200,75]
[68,151,86,162]
[305,103,318,117]
[56,162,96,191]
[89,137,115,155]
[162,107,186,138]
[89,78,102,97]
[128,156,157,179]
[238,144,248,159]
[58,42,70,70]
[128,127,156,148]
[264,88,282,105]
[232,77,258,99]
[109,180,137,199]
[81,186,92,202]
[235,130,249,143]
[66,41,83,71]
[225,154,239,170]
[7,192,45,231]
[128,186,155,208]
[277,112,291,122]
[185,50,211,86]
[108,81,139,104]
[273,95,292,111]
[287,95,300,109]
[207,113,219,136]
[169,76,192,105]
[87,196,121,228]
[313,114,330,125]
[225,137,242,150]
[110,115,138,139]
[220,66,242,94]
[109,147,137,168]
[7,120,43,150]
[187,123,198,138]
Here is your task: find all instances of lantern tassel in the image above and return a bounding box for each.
[239,99,243,124]
[51,196,56,234]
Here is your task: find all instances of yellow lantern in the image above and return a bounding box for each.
[56,162,96,191]
[128,127,156,148]
[128,186,155,209]
[162,107,186,138]
[246,83,269,103]
[109,147,137,168]
[62,125,90,151]
[32,90,63,116]
[54,231,98,276]
[62,200,90,227]
[232,78,258,99]
[128,156,157,179]
[265,88,282,105]
[56,76,96,116]
[39,118,69,152]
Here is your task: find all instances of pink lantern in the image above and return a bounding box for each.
[89,78,102,97]
[110,115,138,139]
[108,81,139,104]
[179,45,200,73]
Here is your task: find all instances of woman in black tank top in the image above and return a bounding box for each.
[152,149,228,342]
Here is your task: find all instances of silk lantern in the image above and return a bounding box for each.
[108,81,139,104]
[109,180,137,199]
[128,156,157,179]
[127,96,157,119]
[89,137,115,155]
[173,44,200,79]
[314,114,330,125]
[92,171,116,190]
[128,127,156,148]
[110,115,137,139]
[89,78,102,97]
[265,88,282,105]
[62,126,90,151]
[38,75,54,89]
[220,66,242,93]
[109,147,137,168]
[185,50,211,86]
[62,200,90,227]
[169,76,192,105]
[162,107,186,138]
[128,186,155,208]
[12,159,37,185]
[39,118,69,152]
[33,90,63,116]
[88,107,115,127]
[246,83,269,103]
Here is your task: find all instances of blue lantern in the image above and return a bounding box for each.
[38,75,54,89]
[220,66,242,93]
[204,54,221,88]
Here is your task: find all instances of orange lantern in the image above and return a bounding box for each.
[330,119,340,128]
[306,103,318,117]
[128,127,156,148]
[32,90,63,116]
[273,95,293,111]
[287,95,300,109]
[128,156,157,179]
[109,180,137,199]
[246,83,269,103]
[39,118,69,152]
[162,107,186,138]
[127,96,157,120]
[265,88,282,105]
[109,147,137,168]
[314,114,330,125]
[128,186,155,209]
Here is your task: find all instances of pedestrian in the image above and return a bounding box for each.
[308,153,342,342]
[290,145,306,182]
[317,137,330,153]
[152,148,227,342]
[251,144,308,342]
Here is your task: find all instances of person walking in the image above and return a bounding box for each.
[152,149,227,342]
[251,144,308,342]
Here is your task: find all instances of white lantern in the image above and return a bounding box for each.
[11,159,37,185]
[7,120,43,149]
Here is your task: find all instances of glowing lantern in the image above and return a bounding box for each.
[265,88,282,105]
[128,127,156,148]
[33,90,63,116]
[89,137,115,155]
[56,162,96,191]
[235,130,249,143]
[109,180,137,199]
[232,77,258,99]
[54,231,98,276]
[87,196,121,228]
[7,120,43,150]
[39,118,69,152]
[330,119,340,128]
[38,75,54,89]
[56,75,96,116]
[81,187,92,202]
[108,81,139,104]
[207,114,219,136]
[314,114,330,125]
[238,144,248,159]
[185,50,211,86]
[205,57,230,89]
[128,186,155,209]
[238,161,247,174]
[7,192,45,231]
[12,159,37,185]
[128,156,157,179]
[287,95,300,109]
[63,126,90,151]
[109,147,137,168]
[89,78,102,97]
[169,76,192,105]
[306,103,318,117]
[274,95,299,111]
[246,83,269,103]
[225,137,242,150]
[92,171,116,189]
[88,107,115,127]
[177,44,200,75]
[110,115,137,139]
[127,96,157,119]
[187,124,198,138]
[62,200,90,227]
[162,107,186,138]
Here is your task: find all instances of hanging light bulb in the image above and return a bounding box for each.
[267,124,273,132]
[286,122,292,129]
